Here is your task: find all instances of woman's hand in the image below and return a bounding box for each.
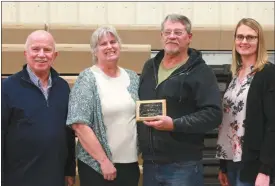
[218,171,229,186]
[255,173,270,186]
[73,124,117,181]
[99,158,117,181]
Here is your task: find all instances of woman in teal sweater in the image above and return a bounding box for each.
[66,25,140,186]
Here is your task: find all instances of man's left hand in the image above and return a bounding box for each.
[255,173,270,186]
[143,116,174,131]
[65,176,75,186]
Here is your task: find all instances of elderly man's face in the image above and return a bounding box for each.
[161,20,192,55]
[24,32,57,75]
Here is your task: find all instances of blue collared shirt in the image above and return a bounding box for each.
[26,65,52,100]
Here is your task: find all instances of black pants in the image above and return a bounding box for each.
[77,159,140,186]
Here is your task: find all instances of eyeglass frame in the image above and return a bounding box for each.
[234,34,258,42]
[162,29,188,37]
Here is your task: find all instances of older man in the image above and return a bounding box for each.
[137,14,223,186]
[1,30,76,186]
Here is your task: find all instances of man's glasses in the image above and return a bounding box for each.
[163,30,186,37]
[235,34,258,42]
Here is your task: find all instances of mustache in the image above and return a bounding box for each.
[166,41,178,44]
[34,59,47,62]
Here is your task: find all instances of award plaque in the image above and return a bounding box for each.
[136,99,166,121]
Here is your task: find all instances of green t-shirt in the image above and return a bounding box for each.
[157,58,188,86]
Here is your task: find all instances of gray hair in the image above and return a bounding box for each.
[90,25,122,63]
[161,14,192,34]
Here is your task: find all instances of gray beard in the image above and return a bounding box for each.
[165,48,180,56]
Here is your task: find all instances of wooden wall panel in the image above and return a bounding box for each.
[2,2,274,26]
[135,2,163,25]
[2,2,18,23]
[190,27,221,50]
[48,2,78,24]
[2,44,151,75]
[163,2,193,21]
[78,2,107,25]
[47,24,162,49]
[248,2,274,25]
[193,2,220,26]
[2,24,46,44]
[47,24,98,44]
[220,2,248,25]
[106,2,136,25]
[18,2,48,23]
[3,24,274,51]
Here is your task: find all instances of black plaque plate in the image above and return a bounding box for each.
[136,99,166,121]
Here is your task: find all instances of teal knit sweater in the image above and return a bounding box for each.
[66,66,139,174]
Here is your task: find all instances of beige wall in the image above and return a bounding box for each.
[2,2,274,26]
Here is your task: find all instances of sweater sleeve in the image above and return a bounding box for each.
[66,70,95,127]
[259,64,275,175]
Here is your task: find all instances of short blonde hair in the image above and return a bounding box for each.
[231,18,268,76]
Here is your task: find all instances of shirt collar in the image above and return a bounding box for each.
[26,65,52,88]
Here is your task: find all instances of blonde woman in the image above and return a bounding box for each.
[216,18,275,186]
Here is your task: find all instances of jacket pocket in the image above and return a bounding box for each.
[159,78,181,98]
[153,131,203,154]
[159,76,191,105]
[10,107,33,127]
[152,131,183,153]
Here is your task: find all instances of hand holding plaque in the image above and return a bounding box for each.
[136,99,166,121]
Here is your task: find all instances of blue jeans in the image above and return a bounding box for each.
[142,160,204,186]
[226,161,253,186]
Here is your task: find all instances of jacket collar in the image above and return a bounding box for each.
[20,64,60,84]
[153,48,204,73]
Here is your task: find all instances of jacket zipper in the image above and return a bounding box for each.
[21,77,51,107]
[149,61,191,156]
[149,63,158,157]
[154,62,191,90]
